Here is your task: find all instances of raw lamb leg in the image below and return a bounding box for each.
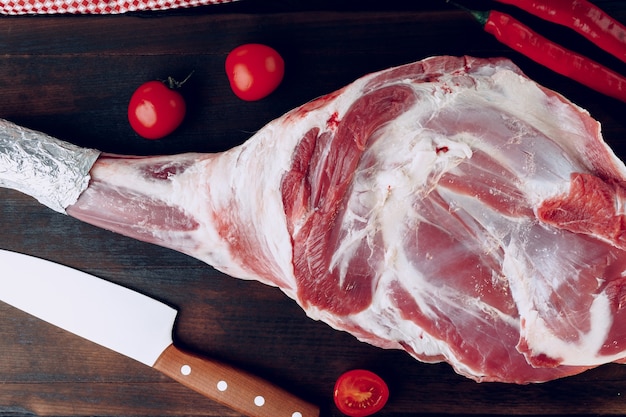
[2,55,626,384]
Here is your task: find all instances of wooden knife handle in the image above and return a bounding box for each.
[153,344,319,417]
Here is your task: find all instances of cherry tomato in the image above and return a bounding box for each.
[225,43,285,101]
[334,369,390,417]
[128,79,186,140]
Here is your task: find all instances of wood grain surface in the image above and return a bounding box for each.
[2,1,626,416]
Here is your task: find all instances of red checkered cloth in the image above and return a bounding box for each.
[1,0,236,14]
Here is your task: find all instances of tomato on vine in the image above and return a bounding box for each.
[225,43,285,101]
[128,75,190,140]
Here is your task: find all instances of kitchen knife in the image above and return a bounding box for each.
[0,249,319,417]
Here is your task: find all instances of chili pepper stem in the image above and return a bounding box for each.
[446,0,489,25]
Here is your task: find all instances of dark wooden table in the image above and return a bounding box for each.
[2,1,626,416]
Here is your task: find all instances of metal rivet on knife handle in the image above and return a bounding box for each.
[153,344,320,417]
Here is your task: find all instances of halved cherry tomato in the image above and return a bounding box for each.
[128,79,187,140]
[225,43,285,101]
[334,369,390,417]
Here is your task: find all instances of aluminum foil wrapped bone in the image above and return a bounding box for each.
[0,119,100,214]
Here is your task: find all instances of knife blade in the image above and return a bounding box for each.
[0,249,319,417]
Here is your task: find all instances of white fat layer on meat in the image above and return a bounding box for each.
[503,243,622,366]
[463,73,587,197]
[526,294,618,365]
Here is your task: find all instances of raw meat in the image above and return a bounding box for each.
[2,55,626,383]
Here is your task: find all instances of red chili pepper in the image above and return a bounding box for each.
[493,0,626,64]
[469,8,626,103]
